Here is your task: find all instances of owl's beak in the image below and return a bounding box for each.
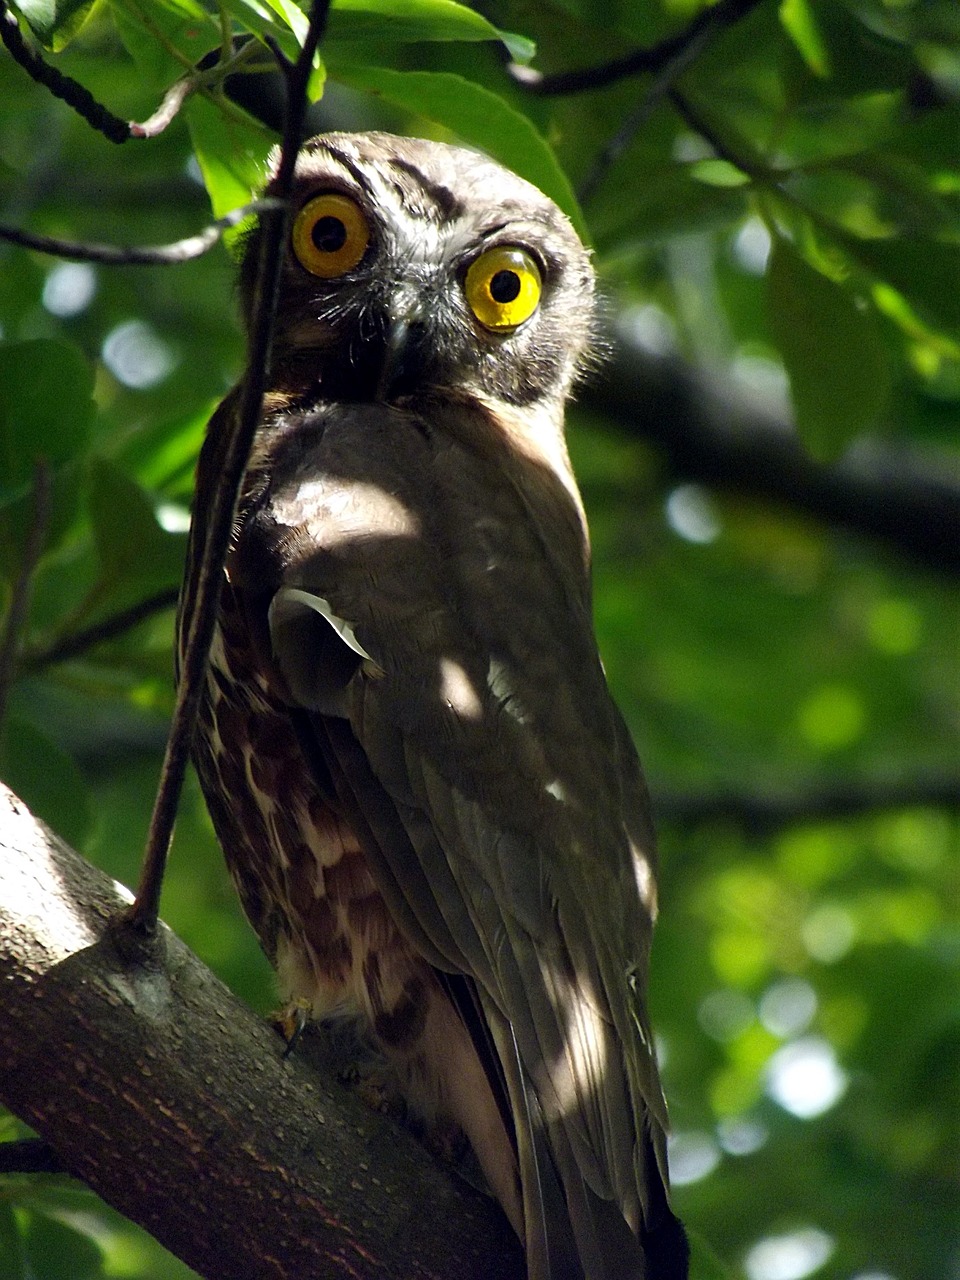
[376,296,428,401]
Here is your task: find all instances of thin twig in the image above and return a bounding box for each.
[0,1,131,144]
[20,587,180,675]
[667,85,771,180]
[509,0,767,96]
[0,462,51,730]
[0,200,283,266]
[577,6,752,204]
[128,0,332,934]
[130,75,197,138]
[130,38,266,138]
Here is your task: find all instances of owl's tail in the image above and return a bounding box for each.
[493,1013,689,1280]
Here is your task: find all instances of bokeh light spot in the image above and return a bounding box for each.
[867,598,922,655]
[666,484,721,544]
[102,320,177,389]
[43,262,97,317]
[668,1131,721,1186]
[717,1115,769,1156]
[731,217,772,274]
[745,1227,834,1280]
[759,978,817,1039]
[802,904,856,963]
[698,989,754,1042]
[797,684,865,751]
[766,1036,847,1118]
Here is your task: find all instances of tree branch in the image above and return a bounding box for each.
[654,769,960,837]
[0,782,523,1280]
[583,330,960,575]
[0,1,132,143]
[0,201,282,266]
[132,0,331,931]
[508,0,766,96]
[20,587,180,674]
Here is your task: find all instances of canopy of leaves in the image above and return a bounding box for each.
[0,1,957,1278]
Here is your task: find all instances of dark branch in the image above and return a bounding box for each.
[583,329,960,576]
[20,587,180,675]
[509,0,766,96]
[655,770,960,837]
[0,1138,65,1175]
[0,2,132,143]
[130,0,331,933]
[0,200,282,266]
[0,784,523,1280]
[0,462,50,729]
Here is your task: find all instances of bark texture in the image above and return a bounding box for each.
[0,782,523,1280]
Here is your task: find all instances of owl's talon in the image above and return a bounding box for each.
[274,999,311,1058]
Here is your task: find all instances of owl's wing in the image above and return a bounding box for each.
[240,394,683,1277]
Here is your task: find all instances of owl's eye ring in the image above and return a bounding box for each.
[464,246,542,331]
[292,193,370,278]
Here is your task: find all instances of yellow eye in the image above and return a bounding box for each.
[291,194,370,278]
[464,247,542,330]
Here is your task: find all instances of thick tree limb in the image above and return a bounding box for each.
[584,332,960,575]
[0,783,522,1280]
[655,769,960,837]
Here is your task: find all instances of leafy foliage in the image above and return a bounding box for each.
[0,1,958,1278]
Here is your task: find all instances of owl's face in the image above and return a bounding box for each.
[241,132,597,410]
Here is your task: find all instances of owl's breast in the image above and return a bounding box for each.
[193,569,408,1022]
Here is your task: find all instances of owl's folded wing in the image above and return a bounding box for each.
[248,396,678,1276]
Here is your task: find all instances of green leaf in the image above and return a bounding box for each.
[327,0,534,61]
[88,459,187,603]
[779,0,830,77]
[0,1204,25,1280]
[767,237,891,459]
[689,159,751,188]
[328,65,585,238]
[24,1211,103,1280]
[0,717,92,849]
[106,0,216,85]
[16,0,95,49]
[185,96,274,223]
[0,464,84,584]
[0,340,94,509]
[837,234,960,334]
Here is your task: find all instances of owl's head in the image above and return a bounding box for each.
[241,132,598,411]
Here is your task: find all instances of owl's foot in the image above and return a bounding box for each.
[422,1116,469,1166]
[273,998,312,1058]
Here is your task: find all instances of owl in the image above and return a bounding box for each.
[180,132,688,1280]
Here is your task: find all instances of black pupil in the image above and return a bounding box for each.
[312,215,348,253]
[490,269,522,303]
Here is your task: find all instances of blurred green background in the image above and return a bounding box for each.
[0,1,958,1277]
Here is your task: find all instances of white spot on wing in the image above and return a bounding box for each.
[270,588,373,660]
[439,656,482,719]
[487,657,532,724]
[630,846,655,909]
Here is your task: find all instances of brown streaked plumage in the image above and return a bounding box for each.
[180,132,688,1279]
